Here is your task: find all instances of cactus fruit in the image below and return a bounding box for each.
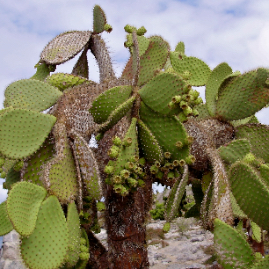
[20,195,69,269]
[6,181,47,236]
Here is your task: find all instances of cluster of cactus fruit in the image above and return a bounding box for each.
[1,4,269,269]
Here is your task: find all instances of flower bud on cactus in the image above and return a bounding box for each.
[113,175,122,184]
[108,145,120,158]
[79,252,90,261]
[192,109,199,117]
[104,24,113,33]
[154,161,161,167]
[173,160,180,167]
[164,152,171,159]
[179,159,186,167]
[189,89,199,100]
[185,155,196,165]
[178,112,188,123]
[104,165,114,174]
[123,137,132,147]
[182,94,191,102]
[172,95,182,104]
[150,165,159,174]
[168,101,176,109]
[137,26,147,36]
[130,155,139,163]
[193,97,203,105]
[180,101,188,110]
[114,184,129,196]
[124,24,136,33]
[112,136,122,146]
[120,169,131,179]
[127,177,138,187]
[125,161,135,170]
[175,141,183,149]
[183,106,193,116]
[124,41,133,48]
[134,166,143,175]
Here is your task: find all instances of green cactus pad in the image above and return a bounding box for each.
[251,221,262,243]
[93,5,107,34]
[128,34,150,57]
[98,96,136,133]
[0,108,56,159]
[31,62,55,81]
[218,139,251,164]
[4,167,20,190]
[230,115,257,128]
[230,192,247,219]
[140,102,189,161]
[113,118,139,175]
[139,72,186,115]
[73,133,102,200]
[21,195,69,269]
[7,181,47,236]
[170,52,211,86]
[205,62,232,116]
[259,164,269,188]
[137,119,163,164]
[90,85,132,124]
[218,71,241,95]
[40,31,92,65]
[216,68,269,121]
[0,201,13,236]
[72,47,89,78]
[235,124,269,163]
[65,202,81,267]
[229,161,269,230]
[4,79,62,112]
[23,136,55,186]
[1,157,17,174]
[46,73,88,91]
[165,165,188,221]
[251,254,269,269]
[45,133,78,204]
[175,41,185,55]
[214,218,255,269]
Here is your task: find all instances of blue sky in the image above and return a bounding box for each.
[1,0,269,202]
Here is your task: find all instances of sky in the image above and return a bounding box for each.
[1,0,269,204]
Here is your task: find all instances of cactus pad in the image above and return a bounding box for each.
[4,79,62,112]
[6,181,47,236]
[170,53,211,86]
[90,85,132,124]
[137,119,163,163]
[235,124,269,162]
[205,62,232,116]
[46,73,88,91]
[139,72,186,115]
[140,102,189,161]
[175,41,185,55]
[218,139,251,164]
[72,47,89,78]
[216,68,269,121]
[214,218,255,269]
[31,62,55,81]
[0,201,13,236]
[40,31,91,65]
[93,5,108,34]
[65,201,81,267]
[229,161,269,230]
[21,195,69,269]
[4,167,20,190]
[0,108,56,159]
[73,133,102,200]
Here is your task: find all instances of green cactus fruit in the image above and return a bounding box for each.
[0,108,56,159]
[23,136,55,186]
[112,136,122,146]
[74,229,89,269]
[165,165,188,222]
[4,78,62,112]
[230,192,247,219]
[65,202,81,267]
[4,168,20,190]
[235,124,269,163]
[137,119,163,164]
[41,30,91,65]
[72,47,89,79]
[175,41,185,55]
[114,184,129,196]
[21,195,69,269]
[214,218,255,269]
[123,137,132,147]
[90,85,132,124]
[218,139,251,164]
[93,5,108,34]
[44,132,78,203]
[205,62,232,116]
[31,62,55,81]
[170,52,211,86]
[216,68,269,121]
[139,72,187,115]
[104,165,114,175]
[73,133,102,200]
[124,36,169,86]
[229,161,269,230]
[46,73,88,91]
[108,145,120,158]
[13,160,24,172]
[113,118,139,176]
[0,201,13,236]
[7,181,47,236]
[136,26,147,36]
[140,102,189,161]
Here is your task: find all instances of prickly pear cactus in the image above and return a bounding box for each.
[1,4,269,269]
